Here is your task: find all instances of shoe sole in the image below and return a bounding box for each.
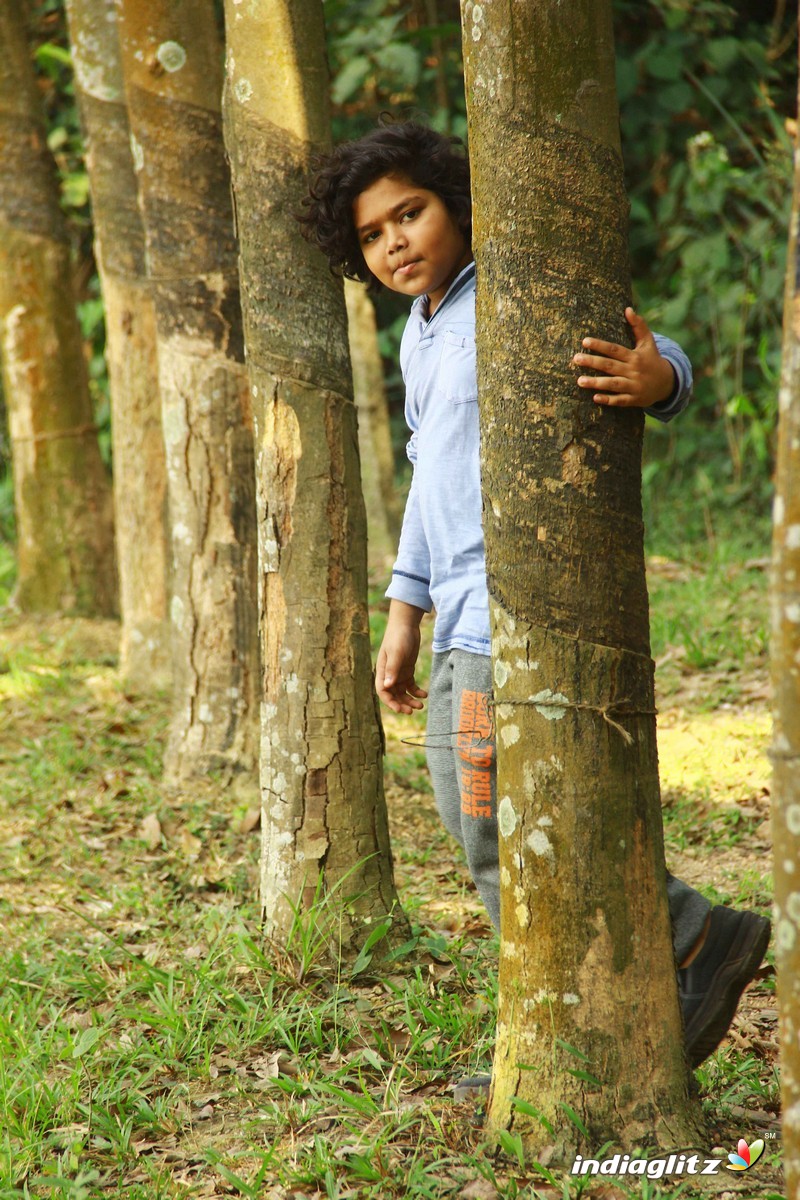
[684,913,771,1068]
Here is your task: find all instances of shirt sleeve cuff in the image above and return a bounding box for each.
[386,571,433,612]
[648,337,693,424]
[648,368,681,422]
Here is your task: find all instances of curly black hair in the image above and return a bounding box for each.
[299,120,471,291]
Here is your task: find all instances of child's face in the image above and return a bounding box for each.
[353,173,471,313]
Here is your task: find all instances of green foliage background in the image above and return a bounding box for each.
[325,0,796,545]
[1,0,795,552]
[614,0,794,537]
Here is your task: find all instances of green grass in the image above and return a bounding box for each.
[0,627,500,1196]
[0,513,781,1198]
[0,541,15,608]
[645,504,770,708]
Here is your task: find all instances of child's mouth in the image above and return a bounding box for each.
[395,260,420,277]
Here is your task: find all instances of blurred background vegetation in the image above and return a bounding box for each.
[2,0,795,563]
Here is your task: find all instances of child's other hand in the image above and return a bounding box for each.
[572,307,675,409]
[375,617,428,715]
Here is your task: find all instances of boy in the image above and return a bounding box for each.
[302,121,770,1077]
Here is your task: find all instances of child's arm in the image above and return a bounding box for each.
[375,600,428,714]
[573,307,679,410]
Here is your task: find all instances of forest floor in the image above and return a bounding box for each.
[0,543,782,1200]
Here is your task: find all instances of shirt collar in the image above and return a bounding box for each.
[414,260,476,325]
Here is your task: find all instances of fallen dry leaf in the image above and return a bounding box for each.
[459,1180,500,1200]
[138,812,162,851]
[239,807,261,834]
[179,828,203,859]
[250,1050,301,1080]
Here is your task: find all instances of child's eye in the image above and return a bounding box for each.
[401,209,420,223]
[362,230,379,245]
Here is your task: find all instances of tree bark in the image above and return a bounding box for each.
[65,0,170,688]
[0,1,116,616]
[461,0,701,1155]
[117,0,259,781]
[344,278,401,573]
[222,0,408,953]
[771,35,800,1194]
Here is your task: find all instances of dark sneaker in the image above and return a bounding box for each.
[679,905,771,1068]
[452,1073,491,1103]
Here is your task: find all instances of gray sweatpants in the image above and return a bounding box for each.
[425,648,710,962]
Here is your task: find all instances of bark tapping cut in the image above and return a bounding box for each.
[65,0,169,688]
[771,39,800,1195]
[117,0,258,783]
[223,0,408,954]
[461,0,700,1155]
[0,2,116,616]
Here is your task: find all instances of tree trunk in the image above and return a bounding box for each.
[461,0,700,1155]
[222,0,408,954]
[65,0,170,688]
[344,278,400,573]
[0,1,116,616]
[771,36,800,1194]
[117,0,259,782]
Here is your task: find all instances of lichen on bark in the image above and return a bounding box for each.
[462,0,701,1156]
[117,0,259,783]
[223,0,407,955]
[0,1,116,617]
[770,42,800,1196]
[66,0,170,686]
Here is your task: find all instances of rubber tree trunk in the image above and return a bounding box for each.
[222,0,408,954]
[65,0,170,688]
[0,1,116,616]
[461,0,701,1156]
[771,33,800,1194]
[117,0,259,782]
[344,279,401,573]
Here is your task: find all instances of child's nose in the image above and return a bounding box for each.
[388,225,408,252]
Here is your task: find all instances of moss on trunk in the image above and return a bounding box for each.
[462,0,701,1156]
[0,2,117,617]
[66,0,170,687]
[770,45,800,1195]
[117,0,259,782]
[223,0,408,954]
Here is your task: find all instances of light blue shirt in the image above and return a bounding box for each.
[385,262,693,656]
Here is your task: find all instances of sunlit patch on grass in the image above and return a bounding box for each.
[0,534,782,1198]
[659,711,770,800]
[0,663,56,699]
